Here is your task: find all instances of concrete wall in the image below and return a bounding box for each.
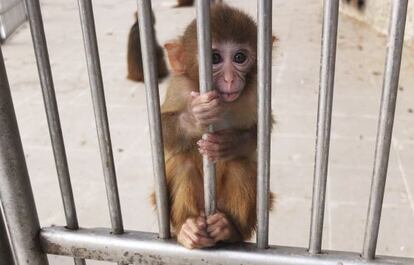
[340,0,414,48]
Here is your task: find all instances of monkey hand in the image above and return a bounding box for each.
[177,216,216,249]
[189,90,222,130]
[206,212,242,243]
[197,128,253,161]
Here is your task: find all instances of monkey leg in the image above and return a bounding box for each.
[165,153,204,233]
[218,158,274,240]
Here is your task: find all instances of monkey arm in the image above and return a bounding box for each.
[161,111,202,152]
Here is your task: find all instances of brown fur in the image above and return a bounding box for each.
[152,4,274,240]
[127,13,168,82]
[344,0,365,10]
[176,0,194,7]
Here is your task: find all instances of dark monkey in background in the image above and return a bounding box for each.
[127,12,168,82]
[176,0,222,8]
[152,4,274,249]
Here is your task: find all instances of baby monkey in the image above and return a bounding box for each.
[153,4,275,249]
[127,12,168,82]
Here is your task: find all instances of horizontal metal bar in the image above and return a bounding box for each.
[135,0,170,239]
[40,227,413,265]
[362,0,408,260]
[196,0,216,216]
[309,0,339,254]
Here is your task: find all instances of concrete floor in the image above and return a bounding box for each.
[2,0,414,264]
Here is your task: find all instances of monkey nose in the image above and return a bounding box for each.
[224,73,234,84]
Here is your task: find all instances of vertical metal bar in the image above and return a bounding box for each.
[0,46,49,265]
[136,0,170,239]
[0,206,14,265]
[256,0,273,249]
[77,0,124,237]
[24,1,85,264]
[308,0,339,254]
[362,0,408,260]
[196,0,216,216]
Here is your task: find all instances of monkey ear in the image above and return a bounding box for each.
[164,41,186,75]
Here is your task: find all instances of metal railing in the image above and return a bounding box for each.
[0,0,412,265]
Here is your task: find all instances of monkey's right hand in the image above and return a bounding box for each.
[177,216,216,249]
[189,90,221,130]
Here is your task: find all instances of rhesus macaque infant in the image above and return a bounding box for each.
[152,4,274,249]
[127,12,168,82]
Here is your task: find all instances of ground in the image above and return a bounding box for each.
[2,0,414,264]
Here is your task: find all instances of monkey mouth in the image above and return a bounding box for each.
[219,90,242,102]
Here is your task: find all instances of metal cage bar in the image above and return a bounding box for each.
[136,0,170,238]
[362,0,408,260]
[77,0,124,236]
[0,206,14,265]
[0,46,49,265]
[23,1,84,264]
[308,0,339,254]
[39,226,414,265]
[196,0,216,216]
[256,0,273,250]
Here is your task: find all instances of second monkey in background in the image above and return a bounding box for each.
[127,12,168,82]
[153,4,275,249]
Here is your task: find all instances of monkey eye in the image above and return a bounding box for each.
[212,52,222,64]
[233,52,247,64]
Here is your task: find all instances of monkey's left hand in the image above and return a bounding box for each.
[206,212,242,243]
[197,128,254,161]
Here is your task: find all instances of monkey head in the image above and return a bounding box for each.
[165,4,258,103]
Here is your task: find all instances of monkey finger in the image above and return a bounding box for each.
[202,134,222,144]
[186,219,209,237]
[193,92,217,106]
[199,90,219,103]
[180,230,206,249]
[194,110,221,122]
[192,105,221,118]
[206,217,228,234]
[183,228,215,248]
[200,143,229,154]
[190,91,200,98]
[196,216,207,228]
[209,227,231,242]
[207,212,227,226]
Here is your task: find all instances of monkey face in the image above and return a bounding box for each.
[212,42,255,103]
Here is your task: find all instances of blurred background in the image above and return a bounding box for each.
[1,0,413,264]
